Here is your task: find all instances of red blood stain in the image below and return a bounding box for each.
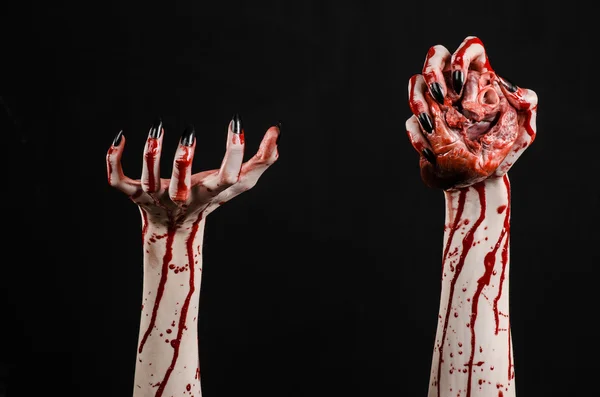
[409,75,426,116]
[175,147,193,200]
[423,46,437,83]
[195,367,200,379]
[106,147,116,185]
[145,138,160,192]
[524,107,536,138]
[186,384,191,391]
[155,212,203,396]
[493,176,511,334]
[496,205,506,214]
[438,185,487,397]
[465,183,488,397]
[427,46,436,59]
[453,37,493,71]
[436,190,467,395]
[166,329,172,334]
[138,223,176,354]
[141,209,149,246]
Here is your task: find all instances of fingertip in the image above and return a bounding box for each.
[149,118,163,139]
[230,113,243,135]
[112,130,124,147]
[498,76,518,93]
[429,82,445,104]
[180,124,196,147]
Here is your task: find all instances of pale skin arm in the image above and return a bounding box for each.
[106,115,280,397]
[406,36,538,397]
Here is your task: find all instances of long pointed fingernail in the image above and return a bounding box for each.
[231,113,242,134]
[149,118,163,138]
[452,70,464,94]
[276,121,282,144]
[499,76,518,93]
[430,82,444,104]
[423,148,436,164]
[181,124,195,146]
[112,130,123,146]
[418,113,434,134]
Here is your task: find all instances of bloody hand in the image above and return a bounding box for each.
[106,115,280,224]
[406,36,538,190]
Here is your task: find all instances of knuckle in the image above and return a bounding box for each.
[219,173,239,186]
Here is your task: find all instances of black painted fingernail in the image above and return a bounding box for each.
[231,113,242,134]
[423,148,436,164]
[418,113,434,134]
[275,121,282,144]
[181,124,195,146]
[499,76,518,93]
[112,130,123,146]
[149,118,163,138]
[452,70,464,94]
[430,82,444,104]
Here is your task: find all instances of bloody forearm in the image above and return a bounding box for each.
[134,211,206,397]
[429,175,513,397]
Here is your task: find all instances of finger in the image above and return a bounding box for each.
[425,94,459,152]
[168,125,196,204]
[422,45,451,104]
[408,74,434,135]
[497,76,538,111]
[451,36,493,95]
[141,118,165,194]
[207,123,280,209]
[495,102,538,176]
[106,131,142,196]
[201,114,246,196]
[406,115,433,156]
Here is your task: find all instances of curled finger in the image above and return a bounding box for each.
[422,45,451,104]
[409,74,434,135]
[207,123,280,209]
[451,36,492,95]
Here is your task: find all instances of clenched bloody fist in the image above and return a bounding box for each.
[406,36,538,190]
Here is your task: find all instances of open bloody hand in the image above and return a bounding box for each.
[406,36,538,190]
[105,115,279,396]
[106,115,280,224]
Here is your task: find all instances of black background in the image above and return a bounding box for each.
[1,0,598,396]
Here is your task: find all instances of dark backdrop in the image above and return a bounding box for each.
[2,0,598,396]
